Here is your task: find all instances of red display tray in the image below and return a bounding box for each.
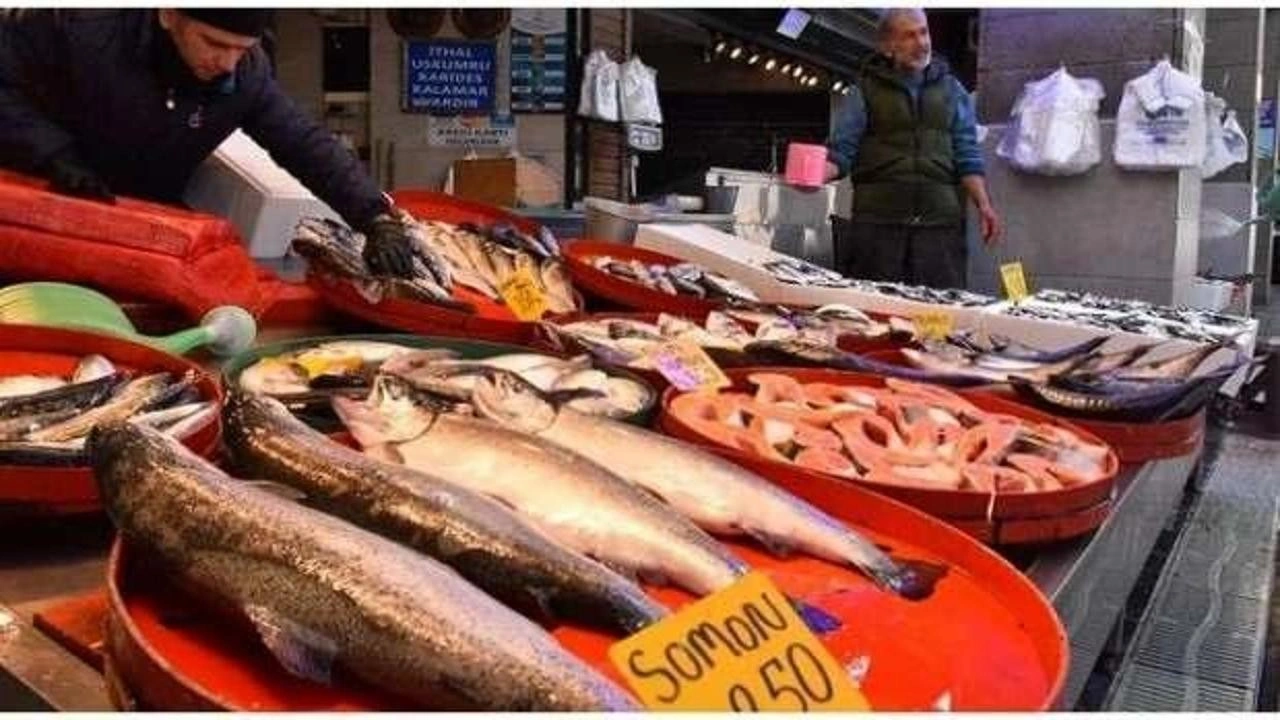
[0,325,222,515]
[103,462,1068,711]
[311,191,580,344]
[564,241,726,319]
[659,368,1120,545]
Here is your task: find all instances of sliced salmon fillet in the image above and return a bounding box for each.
[794,447,860,477]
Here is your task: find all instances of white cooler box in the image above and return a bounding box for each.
[183,130,341,259]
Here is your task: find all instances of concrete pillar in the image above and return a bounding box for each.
[972,9,1204,306]
[1200,9,1264,315]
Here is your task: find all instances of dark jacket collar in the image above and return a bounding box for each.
[860,52,951,89]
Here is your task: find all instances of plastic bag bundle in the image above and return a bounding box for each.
[618,56,662,125]
[1201,91,1249,179]
[997,66,1104,175]
[1114,60,1206,171]
[577,49,619,122]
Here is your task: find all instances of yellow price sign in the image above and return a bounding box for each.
[913,311,954,342]
[1000,262,1030,302]
[648,338,731,393]
[498,267,550,321]
[609,572,870,712]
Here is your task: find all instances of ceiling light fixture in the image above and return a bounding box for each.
[765,58,778,71]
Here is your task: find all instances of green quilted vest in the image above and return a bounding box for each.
[851,58,965,225]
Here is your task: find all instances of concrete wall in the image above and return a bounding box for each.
[970,122,1196,304]
[977,8,1183,123]
[1199,9,1264,312]
[973,9,1203,307]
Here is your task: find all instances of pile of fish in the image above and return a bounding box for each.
[545,306,914,373]
[668,373,1113,494]
[588,255,760,304]
[91,421,640,711]
[886,332,1248,422]
[293,211,577,315]
[331,366,932,600]
[842,280,998,308]
[238,340,653,421]
[0,355,213,466]
[1000,289,1250,343]
[87,360,943,708]
[762,257,857,288]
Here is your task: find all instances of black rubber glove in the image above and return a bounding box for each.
[44,150,115,203]
[361,212,417,278]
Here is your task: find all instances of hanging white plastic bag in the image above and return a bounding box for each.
[996,66,1104,175]
[1201,91,1249,179]
[577,49,619,122]
[619,56,663,125]
[1114,59,1207,170]
[592,54,621,122]
[577,49,603,118]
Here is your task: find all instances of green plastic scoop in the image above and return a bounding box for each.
[0,282,257,357]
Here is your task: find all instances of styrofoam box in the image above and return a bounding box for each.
[183,130,341,259]
[635,222,1259,395]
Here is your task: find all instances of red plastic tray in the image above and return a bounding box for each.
[390,189,541,235]
[310,192,581,344]
[659,368,1120,544]
[103,467,1068,711]
[0,325,222,515]
[565,241,727,319]
[975,387,1207,465]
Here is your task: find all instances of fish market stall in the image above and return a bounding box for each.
[0,193,1254,712]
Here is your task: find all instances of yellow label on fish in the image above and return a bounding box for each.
[914,311,954,341]
[609,572,870,712]
[648,339,731,393]
[498,267,550,321]
[1000,262,1030,302]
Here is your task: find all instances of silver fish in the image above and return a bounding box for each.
[463,369,927,599]
[332,375,752,598]
[89,421,637,711]
[28,373,190,442]
[224,391,667,635]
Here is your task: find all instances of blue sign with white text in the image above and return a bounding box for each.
[403,40,496,115]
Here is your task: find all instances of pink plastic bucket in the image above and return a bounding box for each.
[785,143,828,187]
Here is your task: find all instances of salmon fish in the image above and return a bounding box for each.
[88,421,638,711]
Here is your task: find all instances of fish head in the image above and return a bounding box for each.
[469,368,559,434]
[332,375,440,449]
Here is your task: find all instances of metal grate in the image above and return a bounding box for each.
[1104,429,1280,711]
[1110,664,1256,712]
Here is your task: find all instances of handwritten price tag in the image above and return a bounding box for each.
[648,339,730,393]
[609,572,870,711]
[913,311,954,342]
[1000,262,1030,302]
[498,267,550,321]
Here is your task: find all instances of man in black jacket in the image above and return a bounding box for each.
[0,8,415,276]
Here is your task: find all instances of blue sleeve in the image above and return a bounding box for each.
[950,80,985,177]
[826,86,866,180]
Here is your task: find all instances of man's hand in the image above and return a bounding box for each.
[361,212,417,278]
[45,151,114,203]
[978,202,1003,246]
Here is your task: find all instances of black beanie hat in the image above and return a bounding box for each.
[179,8,274,37]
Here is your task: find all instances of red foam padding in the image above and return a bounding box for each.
[0,171,271,320]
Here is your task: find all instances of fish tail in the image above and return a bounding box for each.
[788,596,842,635]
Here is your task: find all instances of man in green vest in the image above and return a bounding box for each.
[826,8,1001,289]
